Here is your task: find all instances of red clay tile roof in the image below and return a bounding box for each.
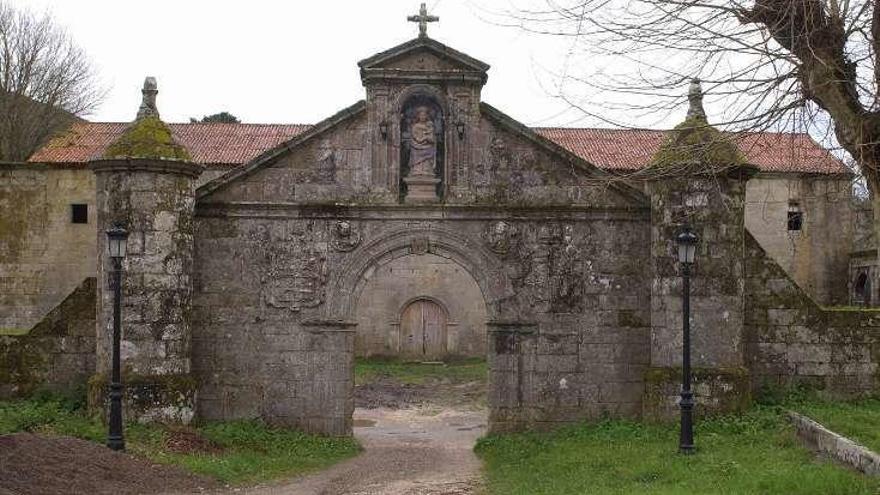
[28,121,848,175]
[533,127,848,174]
[28,122,311,166]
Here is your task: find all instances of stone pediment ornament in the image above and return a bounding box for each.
[357,9,489,86]
[410,237,430,255]
[331,220,361,252]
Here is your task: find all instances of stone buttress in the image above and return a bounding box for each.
[88,78,203,423]
[644,80,758,420]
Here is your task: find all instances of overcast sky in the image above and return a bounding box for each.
[11,0,635,127]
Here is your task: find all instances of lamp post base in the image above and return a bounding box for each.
[679,389,695,455]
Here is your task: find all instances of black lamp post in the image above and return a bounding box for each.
[106,223,128,451]
[676,226,698,455]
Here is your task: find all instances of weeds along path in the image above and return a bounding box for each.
[232,407,487,495]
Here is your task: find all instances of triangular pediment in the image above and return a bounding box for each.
[359,37,489,85]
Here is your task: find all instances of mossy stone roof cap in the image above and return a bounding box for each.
[102,116,191,161]
[649,115,747,169]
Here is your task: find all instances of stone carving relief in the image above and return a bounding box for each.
[315,147,337,184]
[484,221,532,285]
[473,134,545,198]
[264,247,328,312]
[260,224,330,312]
[410,237,430,255]
[331,220,361,252]
[548,224,587,313]
[484,221,517,255]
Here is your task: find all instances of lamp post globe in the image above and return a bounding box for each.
[105,223,128,451]
[675,226,698,454]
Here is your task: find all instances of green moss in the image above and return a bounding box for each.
[0,328,29,336]
[0,336,49,397]
[88,372,198,421]
[103,116,191,161]
[643,366,751,422]
[649,116,746,170]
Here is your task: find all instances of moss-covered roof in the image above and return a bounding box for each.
[649,115,746,171]
[102,116,191,161]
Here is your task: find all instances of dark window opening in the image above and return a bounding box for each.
[71,204,88,224]
[855,272,871,305]
[787,202,802,231]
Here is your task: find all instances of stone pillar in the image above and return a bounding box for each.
[90,158,203,423]
[644,167,756,420]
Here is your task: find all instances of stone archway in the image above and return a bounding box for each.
[323,225,513,429]
[324,226,511,322]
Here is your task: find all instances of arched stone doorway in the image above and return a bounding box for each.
[352,252,488,358]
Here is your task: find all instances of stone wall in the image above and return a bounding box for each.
[91,159,202,423]
[0,165,96,332]
[0,277,96,398]
[643,169,754,421]
[745,174,853,305]
[744,233,880,397]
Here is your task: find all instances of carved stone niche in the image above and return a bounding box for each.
[400,95,444,203]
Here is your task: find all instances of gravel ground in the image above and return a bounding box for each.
[0,433,216,495]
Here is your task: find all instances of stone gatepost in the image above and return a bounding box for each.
[88,78,203,423]
[643,80,758,421]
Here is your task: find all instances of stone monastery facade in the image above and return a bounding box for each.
[1,28,877,436]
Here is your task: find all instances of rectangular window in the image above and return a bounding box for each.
[71,204,88,224]
[787,202,802,231]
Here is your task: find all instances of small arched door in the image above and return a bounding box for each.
[400,298,447,359]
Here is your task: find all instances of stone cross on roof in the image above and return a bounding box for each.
[408,3,439,38]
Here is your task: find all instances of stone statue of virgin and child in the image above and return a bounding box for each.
[407,106,438,177]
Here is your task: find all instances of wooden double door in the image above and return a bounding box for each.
[400,299,447,359]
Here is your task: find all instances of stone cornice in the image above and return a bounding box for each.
[360,68,487,86]
[194,201,650,222]
[358,36,490,72]
[89,158,203,178]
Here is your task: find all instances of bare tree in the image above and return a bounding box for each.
[0,2,103,162]
[501,1,878,199]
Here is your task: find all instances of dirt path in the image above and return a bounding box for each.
[230,407,487,495]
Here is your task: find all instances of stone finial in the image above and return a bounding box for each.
[686,78,706,121]
[137,76,159,120]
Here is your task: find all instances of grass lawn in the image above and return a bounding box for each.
[354,356,487,386]
[0,394,360,485]
[793,396,880,454]
[475,406,880,495]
